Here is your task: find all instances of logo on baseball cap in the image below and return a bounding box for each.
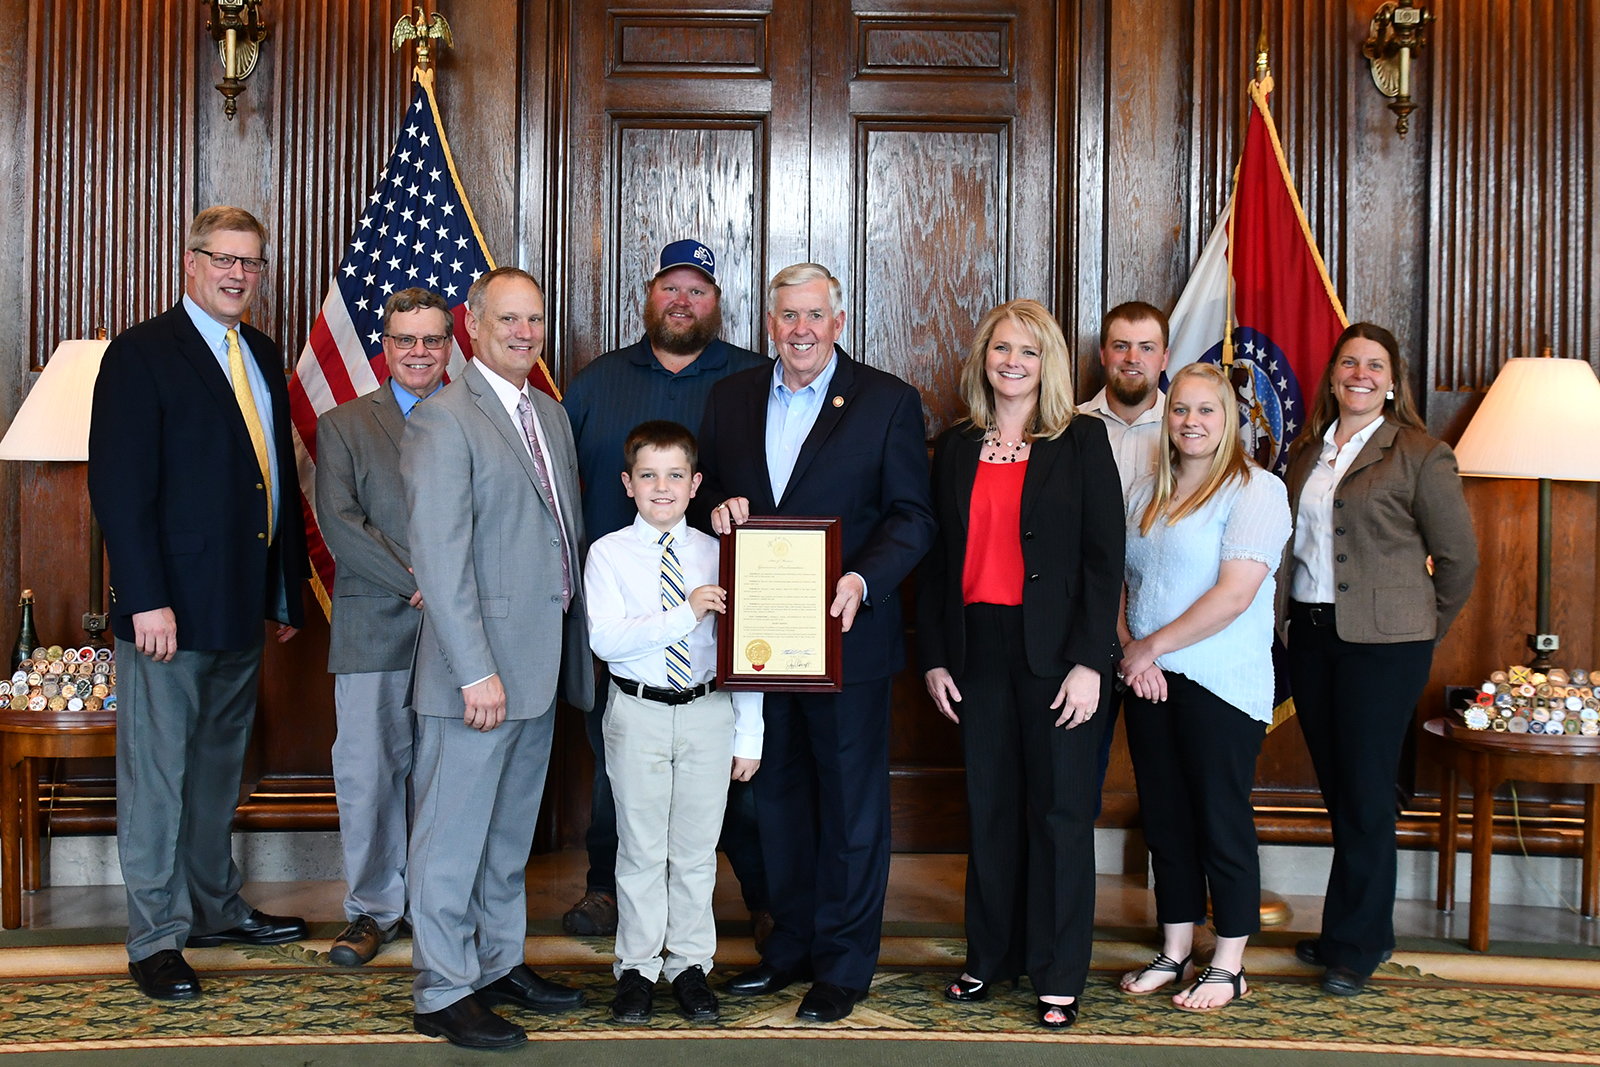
[656,240,716,283]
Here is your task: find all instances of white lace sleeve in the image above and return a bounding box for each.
[1220,467,1292,572]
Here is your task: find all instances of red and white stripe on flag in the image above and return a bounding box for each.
[1165,69,1348,731]
[1168,72,1347,478]
[288,71,558,617]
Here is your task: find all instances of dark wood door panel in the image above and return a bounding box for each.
[564,0,809,379]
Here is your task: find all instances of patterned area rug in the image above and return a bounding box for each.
[2,938,1599,1061]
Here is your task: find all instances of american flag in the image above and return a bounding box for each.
[289,73,559,614]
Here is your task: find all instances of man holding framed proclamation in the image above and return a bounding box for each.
[695,263,935,1023]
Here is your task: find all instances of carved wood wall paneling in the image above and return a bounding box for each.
[30,0,195,361]
[1100,0,1191,375]
[250,1,416,372]
[1064,0,1104,385]
[435,0,525,269]
[563,0,808,382]
[613,124,763,352]
[812,0,1058,438]
[858,124,1005,432]
[1427,0,1597,407]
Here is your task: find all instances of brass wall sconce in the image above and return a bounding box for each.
[206,0,269,121]
[1362,0,1432,136]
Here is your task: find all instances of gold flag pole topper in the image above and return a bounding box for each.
[393,6,454,83]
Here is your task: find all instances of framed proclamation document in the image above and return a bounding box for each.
[717,517,843,692]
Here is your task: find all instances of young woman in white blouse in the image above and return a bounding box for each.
[1115,361,1291,1011]
[1278,324,1476,997]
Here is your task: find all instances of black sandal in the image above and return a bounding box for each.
[1119,951,1194,996]
[944,974,989,1002]
[1037,998,1079,1028]
[1175,965,1249,1012]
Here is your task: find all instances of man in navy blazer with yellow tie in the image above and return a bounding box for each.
[696,263,935,1022]
[89,207,309,1002]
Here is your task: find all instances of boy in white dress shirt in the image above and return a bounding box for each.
[584,420,763,1024]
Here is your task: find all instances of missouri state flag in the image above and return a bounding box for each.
[288,69,559,616]
[1167,68,1348,477]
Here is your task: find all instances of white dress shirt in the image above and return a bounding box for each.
[476,362,572,535]
[1291,416,1385,604]
[1079,386,1164,501]
[585,515,764,759]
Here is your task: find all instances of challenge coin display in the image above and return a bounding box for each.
[1464,663,1600,742]
[1,646,116,717]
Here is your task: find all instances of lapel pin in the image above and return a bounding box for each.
[832,395,844,408]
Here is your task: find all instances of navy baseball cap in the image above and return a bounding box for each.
[656,240,716,283]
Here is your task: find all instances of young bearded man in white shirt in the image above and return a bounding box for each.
[1078,302,1171,502]
[584,420,763,1025]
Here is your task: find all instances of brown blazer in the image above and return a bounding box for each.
[1276,420,1478,645]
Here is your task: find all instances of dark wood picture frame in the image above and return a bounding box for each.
[717,516,843,693]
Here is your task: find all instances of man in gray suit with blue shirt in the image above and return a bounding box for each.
[315,288,451,967]
[401,266,593,1049]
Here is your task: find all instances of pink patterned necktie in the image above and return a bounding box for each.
[516,392,572,610]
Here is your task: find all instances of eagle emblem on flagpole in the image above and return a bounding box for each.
[392,7,454,71]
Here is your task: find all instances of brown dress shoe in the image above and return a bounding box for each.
[329,915,398,967]
[751,909,775,954]
[561,888,618,936]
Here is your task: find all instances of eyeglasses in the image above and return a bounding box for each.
[193,248,269,273]
[384,334,450,351]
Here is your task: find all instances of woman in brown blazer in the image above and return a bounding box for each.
[917,299,1124,1028]
[1278,323,1478,997]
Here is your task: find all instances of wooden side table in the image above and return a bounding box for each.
[0,707,117,929]
[1423,717,1600,951]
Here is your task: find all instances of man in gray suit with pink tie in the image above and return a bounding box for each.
[401,267,594,1049]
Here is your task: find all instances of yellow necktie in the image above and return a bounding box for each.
[226,328,273,538]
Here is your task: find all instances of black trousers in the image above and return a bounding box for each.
[754,677,894,992]
[955,604,1107,998]
[1125,671,1266,939]
[1287,601,1433,975]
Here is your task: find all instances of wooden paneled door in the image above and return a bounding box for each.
[562,0,1061,852]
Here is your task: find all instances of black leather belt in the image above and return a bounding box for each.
[1292,601,1337,628]
[609,674,716,706]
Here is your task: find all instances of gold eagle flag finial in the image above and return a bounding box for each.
[392,6,453,74]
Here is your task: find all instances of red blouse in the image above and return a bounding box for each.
[962,460,1028,606]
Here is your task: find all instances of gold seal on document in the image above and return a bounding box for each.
[745,639,773,671]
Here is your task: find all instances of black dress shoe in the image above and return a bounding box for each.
[672,965,720,1021]
[612,969,654,1023]
[414,993,527,1049]
[726,960,811,996]
[1296,939,1392,969]
[1321,965,1368,997]
[477,964,586,1013]
[185,909,309,948]
[128,949,201,1001]
[1037,998,1080,1028]
[795,981,866,1023]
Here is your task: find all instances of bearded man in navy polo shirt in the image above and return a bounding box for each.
[560,241,772,943]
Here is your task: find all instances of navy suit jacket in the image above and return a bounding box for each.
[693,347,936,684]
[88,303,308,650]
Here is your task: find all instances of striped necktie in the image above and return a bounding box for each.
[225,328,273,537]
[658,531,693,690]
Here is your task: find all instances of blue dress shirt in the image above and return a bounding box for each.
[765,348,840,504]
[182,294,280,542]
[390,376,441,419]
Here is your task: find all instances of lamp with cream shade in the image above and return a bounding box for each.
[0,339,112,644]
[1452,354,1600,670]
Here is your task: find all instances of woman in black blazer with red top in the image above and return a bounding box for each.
[917,299,1124,1028]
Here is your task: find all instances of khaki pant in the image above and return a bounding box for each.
[604,681,735,982]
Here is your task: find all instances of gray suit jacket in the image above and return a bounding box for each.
[316,384,423,674]
[402,361,594,718]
